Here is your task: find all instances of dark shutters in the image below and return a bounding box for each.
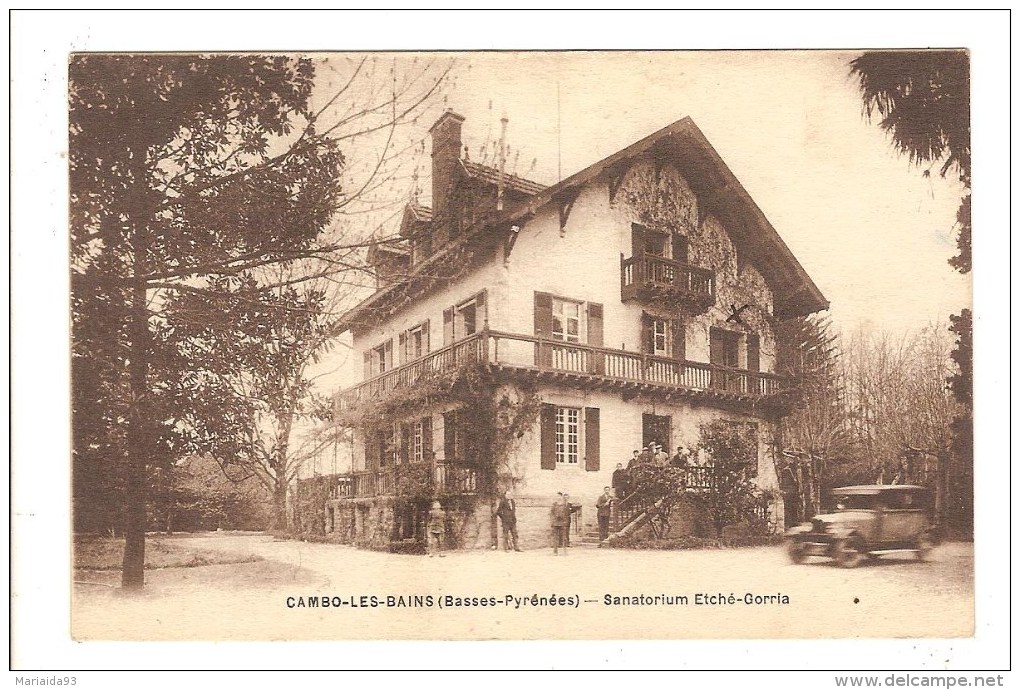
[747,333,760,372]
[474,290,487,330]
[672,233,688,263]
[383,340,393,370]
[421,416,433,463]
[587,303,605,374]
[363,351,372,379]
[534,292,553,338]
[443,411,457,462]
[671,320,686,362]
[747,333,761,395]
[641,312,654,354]
[398,332,407,365]
[443,307,454,345]
[584,407,600,472]
[399,424,411,465]
[586,303,604,346]
[710,328,724,365]
[631,223,647,257]
[535,292,554,368]
[540,403,557,470]
[422,319,431,353]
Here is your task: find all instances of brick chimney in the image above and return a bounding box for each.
[429,110,465,235]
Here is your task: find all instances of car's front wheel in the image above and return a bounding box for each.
[787,540,807,564]
[834,537,865,568]
[915,535,934,561]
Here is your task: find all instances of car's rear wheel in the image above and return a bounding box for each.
[834,537,865,568]
[787,540,807,564]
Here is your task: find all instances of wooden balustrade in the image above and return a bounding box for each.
[337,329,784,410]
[621,253,715,306]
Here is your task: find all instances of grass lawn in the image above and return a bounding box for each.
[74,534,263,571]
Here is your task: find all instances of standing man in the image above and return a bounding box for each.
[596,486,614,545]
[428,501,447,558]
[496,489,521,552]
[564,493,581,547]
[550,492,570,555]
[627,449,642,470]
[653,443,670,467]
[612,462,630,499]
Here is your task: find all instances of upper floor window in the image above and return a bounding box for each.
[400,322,430,364]
[710,327,740,368]
[641,313,685,361]
[457,299,477,337]
[632,222,689,263]
[552,298,582,343]
[444,290,487,345]
[364,339,394,379]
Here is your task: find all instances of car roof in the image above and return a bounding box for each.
[832,485,929,494]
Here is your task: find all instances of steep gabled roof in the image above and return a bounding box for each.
[341,116,828,331]
[461,160,547,196]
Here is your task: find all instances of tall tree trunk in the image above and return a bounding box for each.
[272,481,289,532]
[122,278,149,589]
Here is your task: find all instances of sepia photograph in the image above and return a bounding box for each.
[10,9,1009,678]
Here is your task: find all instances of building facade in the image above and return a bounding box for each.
[315,111,828,551]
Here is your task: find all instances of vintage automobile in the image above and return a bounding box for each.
[785,485,936,567]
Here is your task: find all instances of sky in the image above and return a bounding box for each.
[320,51,970,339]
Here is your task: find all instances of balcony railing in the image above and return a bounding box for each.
[330,464,479,500]
[621,253,715,308]
[338,330,784,411]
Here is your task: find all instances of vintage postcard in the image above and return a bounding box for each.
[11,10,1009,674]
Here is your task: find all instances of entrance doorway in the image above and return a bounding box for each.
[642,413,672,451]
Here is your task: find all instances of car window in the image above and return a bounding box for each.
[833,494,876,510]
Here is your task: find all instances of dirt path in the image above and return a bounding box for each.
[72,533,973,642]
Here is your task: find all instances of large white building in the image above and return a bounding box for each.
[317,111,827,550]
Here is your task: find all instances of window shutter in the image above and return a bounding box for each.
[383,339,393,370]
[540,403,557,470]
[363,351,373,379]
[535,292,554,368]
[584,407,601,472]
[641,312,654,354]
[710,328,723,365]
[422,319,431,353]
[444,411,457,462]
[398,332,407,365]
[631,223,646,257]
[671,320,686,362]
[443,307,454,345]
[422,416,433,463]
[747,333,760,372]
[475,290,488,329]
[672,233,688,263]
[534,292,553,338]
[586,303,604,347]
[366,431,379,470]
[400,424,410,465]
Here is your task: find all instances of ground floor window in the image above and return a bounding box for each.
[555,407,580,465]
[541,404,600,471]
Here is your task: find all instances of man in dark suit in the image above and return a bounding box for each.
[596,486,615,545]
[612,462,630,499]
[496,489,521,551]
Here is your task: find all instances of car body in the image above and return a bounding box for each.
[784,485,936,567]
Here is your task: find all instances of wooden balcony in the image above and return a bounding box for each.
[621,253,715,311]
[337,330,785,412]
[330,464,479,500]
